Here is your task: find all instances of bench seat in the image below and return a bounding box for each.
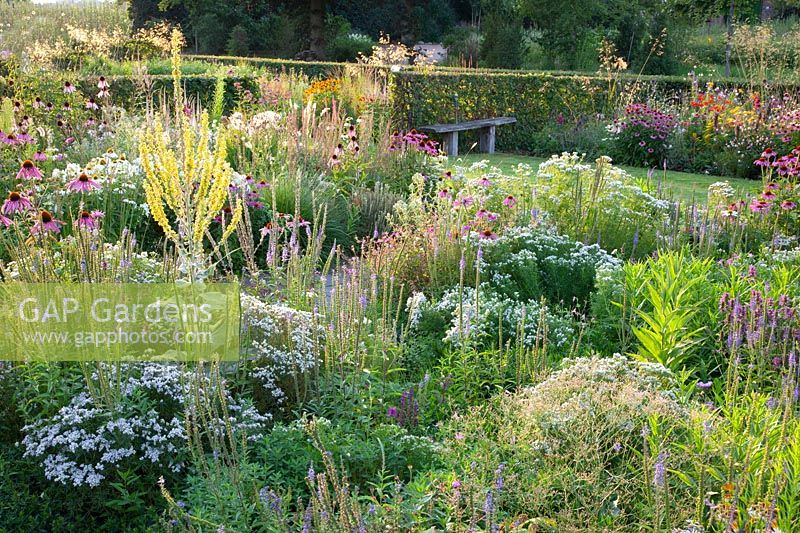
[419,117,516,156]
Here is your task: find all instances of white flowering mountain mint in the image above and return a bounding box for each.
[21,363,269,488]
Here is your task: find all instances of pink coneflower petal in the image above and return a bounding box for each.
[16,160,42,180]
[502,195,517,208]
[2,191,33,215]
[75,211,98,230]
[31,210,63,234]
[67,172,101,192]
[0,214,13,227]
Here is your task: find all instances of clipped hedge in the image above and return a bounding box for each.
[391,71,703,153]
[185,54,345,79]
[75,75,259,112]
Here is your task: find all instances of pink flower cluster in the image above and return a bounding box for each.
[388,129,440,156]
[754,146,800,178]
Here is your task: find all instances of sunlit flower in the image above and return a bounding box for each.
[67,172,101,192]
[97,76,109,90]
[749,200,771,214]
[17,160,42,179]
[31,210,63,234]
[63,81,76,94]
[75,210,99,230]
[479,229,498,240]
[2,191,33,215]
[259,222,274,237]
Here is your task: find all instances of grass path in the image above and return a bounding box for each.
[454,153,758,203]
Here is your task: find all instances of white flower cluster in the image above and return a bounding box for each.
[2,238,166,282]
[21,363,269,488]
[535,153,671,251]
[242,294,324,403]
[427,284,576,350]
[405,291,428,328]
[227,111,281,136]
[480,226,622,298]
[707,181,737,208]
[51,152,148,213]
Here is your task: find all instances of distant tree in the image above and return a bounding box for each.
[521,0,675,71]
[480,2,524,68]
[309,0,326,56]
[129,0,187,30]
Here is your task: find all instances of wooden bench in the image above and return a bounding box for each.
[418,117,516,157]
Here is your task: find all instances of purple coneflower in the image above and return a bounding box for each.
[67,172,101,192]
[503,195,517,208]
[97,76,109,90]
[63,81,76,94]
[2,191,32,215]
[781,200,796,210]
[85,98,99,110]
[33,150,47,161]
[75,210,99,230]
[17,160,42,180]
[750,199,771,214]
[31,210,63,234]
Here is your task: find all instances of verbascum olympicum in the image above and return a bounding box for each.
[138,29,242,271]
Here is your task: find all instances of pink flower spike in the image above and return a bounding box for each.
[16,160,42,180]
[67,173,101,192]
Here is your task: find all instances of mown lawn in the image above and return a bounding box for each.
[455,152,758,203]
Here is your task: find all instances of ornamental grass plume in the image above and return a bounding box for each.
[138,29,242,277]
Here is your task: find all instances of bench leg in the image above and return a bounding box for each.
[479,126,496,153]
[443,131,458,157]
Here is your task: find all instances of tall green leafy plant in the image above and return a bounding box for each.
[628,253,708,372]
